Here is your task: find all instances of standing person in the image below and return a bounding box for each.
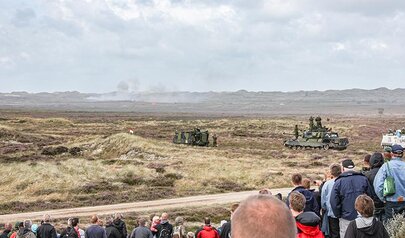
[232,194,296,238]
[150,216,160,238]
[330,159,372,238]
[10,222,24,238]
[37,215,57,238]
[16,221,36,238]
[290,192,324,238]
[344,195,389,238]
[173,217,186,238]
[1,223,12,238]
[219,203,239,238]
[113,214,127,238]
[105,217,121,238]
[321,163,342,238]
[129,218,153,238]
[60,218,78,238]
[155,213,173,238]
[85,215,107,238]
[364,153,385,221]
[383,147,392,161]
[286,174,320,215]
[361,155,371,173]
[196,218,218,238]
[374,144,405,221]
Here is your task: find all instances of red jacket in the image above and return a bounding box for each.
[295,212,324,238]
[197,226,219,238]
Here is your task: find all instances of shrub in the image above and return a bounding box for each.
[385,213,405,238]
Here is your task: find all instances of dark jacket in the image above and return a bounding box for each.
[105,225,121,238]
[113,220,127,238]
[196,226,219,238]
[155,221,173,238]
[287,186,320,215]
[37,223,57,238]
[85,225,107,238]
[59,227,79,238]
[330,171,372,220]
[1,230,11,238]
[364,168,384,208]
[344,218,389,238]
[295,212,324,238]
[130,226,153,238]
[219,222,230,238]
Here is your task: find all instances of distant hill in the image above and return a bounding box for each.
[0,88,403,116]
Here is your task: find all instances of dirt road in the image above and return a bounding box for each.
[0,188,293,222]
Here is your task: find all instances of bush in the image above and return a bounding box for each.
[385,213,405,238]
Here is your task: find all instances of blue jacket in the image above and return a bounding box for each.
[330,171,372,220]
[373,157,405,202]
[286,186,320,215]
[321,178,336,218]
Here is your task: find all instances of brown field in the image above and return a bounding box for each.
[0,110,403,227]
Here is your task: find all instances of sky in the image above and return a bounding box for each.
[0,0,404,93]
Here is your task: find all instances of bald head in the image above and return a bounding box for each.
[232,195,296,238]
[161,213,169,220]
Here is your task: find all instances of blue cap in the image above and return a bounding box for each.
[391,144,404,153]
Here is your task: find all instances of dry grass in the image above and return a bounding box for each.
[0,112,401,214]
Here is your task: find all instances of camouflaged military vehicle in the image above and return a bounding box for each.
[173,128,209,146]
[284,116,349,150]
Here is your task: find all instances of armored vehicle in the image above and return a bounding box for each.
[381,129,405,148]
[173,128,209,146]
[284,116,349,150]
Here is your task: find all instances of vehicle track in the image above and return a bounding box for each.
[0,188,293,222]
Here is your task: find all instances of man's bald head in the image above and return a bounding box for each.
[232,195,296,238]
[161,213,169,220]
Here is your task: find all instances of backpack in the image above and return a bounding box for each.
[62,227,77,238]
[159,228,171,238]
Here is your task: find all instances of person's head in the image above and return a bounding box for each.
[302,178,311,189]
[342,159,355,171]
[258,189,272,195]
[370,152,384,169]
[384,147,392,160]
[43,214,51,223]
[172,233,180,238]
[114,213,123,220]
[230,203,239,219]
[138,218,147,227]
[232,195,296,238]
[15,221,23,230]
[186,232,195,238]
[363,154,371,168]
[174,216,183,226]
[4,223,12,231]
[106,217,114,226]
[391,144,404,158]
[289,192,306,214]
[204,217,210,226]
[330,163,342,178]
[161,213,169,221]
[23,220,32,230]
[67,218,72,227]
[355,195,374,218]
[90,215,99,224]
[71,218,79,227]
[31,224,38,234]
[291,173,302,186]
[152,216,160,223]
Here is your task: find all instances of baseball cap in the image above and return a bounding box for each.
[391,144,404,153]
[342,159,355,169]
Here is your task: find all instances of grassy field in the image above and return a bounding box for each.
[0,110,402,216]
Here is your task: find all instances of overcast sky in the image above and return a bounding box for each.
[0,0,404,93]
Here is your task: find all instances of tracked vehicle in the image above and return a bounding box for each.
[173,128,209,146]
[284,117,349,150]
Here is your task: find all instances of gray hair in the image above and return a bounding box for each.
[24,220,32,229]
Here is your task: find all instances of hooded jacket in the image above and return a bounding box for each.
[295,212,324,238]
[330,171,372,220]
[37,223,57,238]
[374,157,405,202]
[105,225,121,238]
[196,226,219,238]
[287,186,320,215]
[16,229,36,238]
[113,219,127,238]
[344,217,389,238]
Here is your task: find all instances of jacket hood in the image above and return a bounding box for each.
[356,217,378,235]
[203,225,213,232]
[295,212,320,227]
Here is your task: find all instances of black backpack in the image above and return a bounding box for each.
[159,228,171,238]
[62,227,77,238]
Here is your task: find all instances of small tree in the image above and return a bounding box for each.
[385,213,405,238]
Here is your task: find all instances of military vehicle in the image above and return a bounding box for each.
[173,128,209,146]
[381,129,405,148]
[284,116,349,150]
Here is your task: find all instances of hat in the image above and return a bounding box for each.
[370,153,384,168]
[31,224,38,233]
[342,159,355,169]
[384,147,392,152]
[391,144,404,153]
